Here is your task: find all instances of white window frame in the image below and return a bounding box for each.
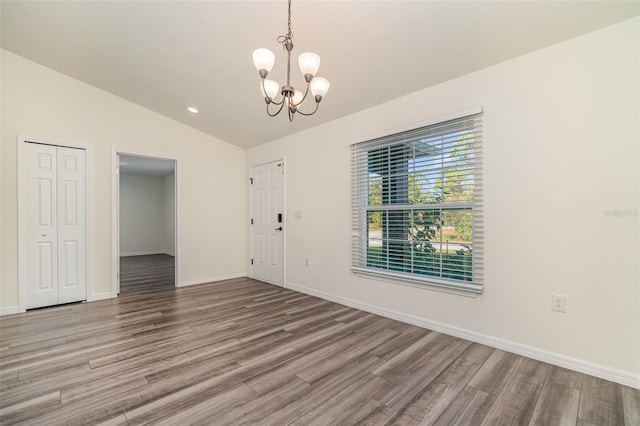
[351,107,484,294]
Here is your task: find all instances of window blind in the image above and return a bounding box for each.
[351,109,483,293]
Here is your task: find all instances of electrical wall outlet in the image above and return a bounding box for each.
[551,294,567,313]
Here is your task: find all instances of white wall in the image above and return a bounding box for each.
[164,174,176,256]
[1,16,637,387]
[0,43,3,314]
[119,173,169,256]
[1,49,247,309]
[247,18,639,385]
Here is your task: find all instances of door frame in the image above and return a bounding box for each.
[111,147,180,296]
[249,157,286,287]
[17,136,92,313]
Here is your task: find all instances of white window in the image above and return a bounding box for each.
[351,108,483,293]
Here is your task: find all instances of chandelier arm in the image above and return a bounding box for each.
[294,101,320,116]
[291,83,310,107]
[261,79,285,105]
[267,101,286,117]
[270,97,286,106]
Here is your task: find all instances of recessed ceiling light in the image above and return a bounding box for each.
[186,106,199,114]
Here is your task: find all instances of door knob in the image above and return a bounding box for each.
[275,227,283,231]
[41,233,47,237]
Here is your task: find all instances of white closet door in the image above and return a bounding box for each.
[25,143,59,309]
[57,147,87,304]
[24,143,87,309]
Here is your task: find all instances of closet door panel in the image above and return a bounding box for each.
[25,143,59,309]
[57,147,87,304]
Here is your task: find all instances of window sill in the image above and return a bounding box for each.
[351,267,483,297]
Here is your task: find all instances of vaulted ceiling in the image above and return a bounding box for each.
[2,1,638,149]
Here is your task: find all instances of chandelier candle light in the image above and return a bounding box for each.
[252,0,330,121]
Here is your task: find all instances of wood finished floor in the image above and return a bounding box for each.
[1,255,638,425]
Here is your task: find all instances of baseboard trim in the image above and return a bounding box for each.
[247,274,284,288]
[286,281,640,389]
[178,273,247,288]
[89,292,113,302]
[120,250,165,257]
[0,306,20,316]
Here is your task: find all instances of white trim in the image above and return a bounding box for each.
[353,269,478,298]
[248,274,284,287]
[352,267,481,296]
[85,147,93,304]
[251,157,287,168]
[282,156,287,289]
[351,106,483,146]
[0,306,20,316]
[17,136,91,313]
[112,147,181,296]
[174,159,182,286]
[285,281,640,389]
[111,147,119,297]
[18,138,27,313]
[178,273,246,288]
[88,292,113,302]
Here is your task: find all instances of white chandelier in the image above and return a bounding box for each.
[252,0,330,121]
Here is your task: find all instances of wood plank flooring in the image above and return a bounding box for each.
[120,254,175,293]
[1,255,638,425]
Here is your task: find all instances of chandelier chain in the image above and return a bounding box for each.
[276,0,293,48]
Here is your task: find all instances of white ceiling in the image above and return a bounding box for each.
[2,1,638,149]
[119,154,175,176]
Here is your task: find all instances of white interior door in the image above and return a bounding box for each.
[25,143,59,308]
[57,147,87,304]
[251,160,284,286]
[24,142,87,309]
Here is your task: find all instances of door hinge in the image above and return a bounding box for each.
[251,258,254,265]
[250,218,254,225]
[249,177,253,185]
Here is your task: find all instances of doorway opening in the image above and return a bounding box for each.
[112,151,179,296]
